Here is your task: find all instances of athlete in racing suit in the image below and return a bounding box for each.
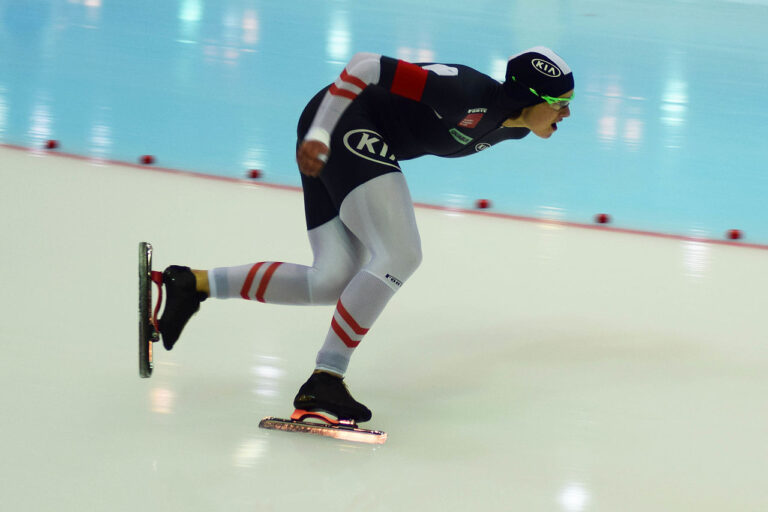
[157,47,575,423]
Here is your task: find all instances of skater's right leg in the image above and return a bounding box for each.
[295,173,422,423]
[313,172,422,377]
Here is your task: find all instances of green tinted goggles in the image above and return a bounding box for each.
[510,76,574,110]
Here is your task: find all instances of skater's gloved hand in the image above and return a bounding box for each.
[297,140,329,177]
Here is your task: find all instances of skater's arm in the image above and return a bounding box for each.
[303,53,383,151]
[298,52,382,176]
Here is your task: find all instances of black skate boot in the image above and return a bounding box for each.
[158,265,207,350]
[293,372,372,423]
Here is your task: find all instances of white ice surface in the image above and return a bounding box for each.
[1,147,766,511]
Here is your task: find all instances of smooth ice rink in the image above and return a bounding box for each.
[2,147,767,510]
[2,0,768,510]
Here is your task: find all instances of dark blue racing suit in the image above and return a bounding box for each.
[297,56,531,229]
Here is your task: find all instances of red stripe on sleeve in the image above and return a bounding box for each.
[340,69,367,90]
[241,262,265,300]
[390,60,428,101]
[329,83,359,101]
[255,262,283,303]
[331,317,361,348]
[336,300,369,336]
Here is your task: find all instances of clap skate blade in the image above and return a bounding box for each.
[259,409,387,444]
[138,242,163,378]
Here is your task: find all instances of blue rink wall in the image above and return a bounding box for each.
[1,0,767,243]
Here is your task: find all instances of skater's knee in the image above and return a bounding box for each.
[397,243,422,278]
[307,266,357,304]
[368,242,422,288]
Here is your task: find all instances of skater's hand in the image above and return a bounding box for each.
[297,140,329,177]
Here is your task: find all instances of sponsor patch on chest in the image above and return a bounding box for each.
[457,108,487,129]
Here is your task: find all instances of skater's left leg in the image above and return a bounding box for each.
[295,172,420,422]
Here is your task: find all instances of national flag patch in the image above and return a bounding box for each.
[458,112,484,128]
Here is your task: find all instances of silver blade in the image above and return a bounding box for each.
[259,417,387,445]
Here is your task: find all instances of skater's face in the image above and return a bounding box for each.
[504,89,573,139]
[522,89,573,139]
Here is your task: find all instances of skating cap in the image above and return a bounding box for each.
[504,46,574,106]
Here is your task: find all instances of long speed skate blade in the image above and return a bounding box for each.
[138,241,156,378]
[259,416,387,445]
